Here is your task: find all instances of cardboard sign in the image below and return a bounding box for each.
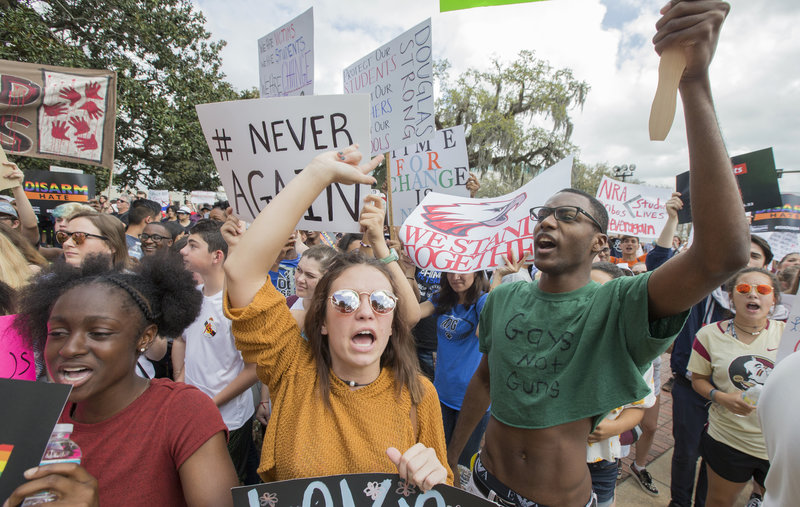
[441,0,549,11]
[389,126,469,224]
[258,8,314,98]
[196,95,371,231]
[22,169,96,215]
[343,19,434,157]
[399,157,571,272]
[0,316,35,381]
[147,189,171,209]
[231,473,494,507]
[0,148,17,192]
[0,59,117,169]
[595,176,673,239]
[0,378,72,501]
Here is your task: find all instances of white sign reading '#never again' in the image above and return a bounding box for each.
[257,8,314,98]
[196,94,371,231]
[399,157,572,273]
[389,125,470,224]
[343,18,434,157]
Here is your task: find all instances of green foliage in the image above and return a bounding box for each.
[435,51,589,187]
[571,160,614,195]
[0,0,248,191]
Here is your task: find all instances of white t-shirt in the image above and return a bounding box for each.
[688,319,783,459]
[760,351,800,506]
[183,287,254,431]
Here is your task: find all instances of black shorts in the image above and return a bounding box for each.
[701,430,769,487]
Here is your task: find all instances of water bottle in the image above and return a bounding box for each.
[742,384,763,407]
[21,424,82,506]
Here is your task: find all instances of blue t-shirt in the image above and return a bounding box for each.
[432,292,489,410]
[269,254,300,297]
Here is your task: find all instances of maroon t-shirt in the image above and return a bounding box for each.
[59,378,227,506]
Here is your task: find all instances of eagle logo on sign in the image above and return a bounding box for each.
[420,193,527,237]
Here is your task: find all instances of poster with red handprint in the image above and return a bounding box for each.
[0,59,116,169]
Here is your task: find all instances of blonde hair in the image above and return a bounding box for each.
[0,231,34,288]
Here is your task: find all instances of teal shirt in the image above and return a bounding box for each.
[479,272,687,429]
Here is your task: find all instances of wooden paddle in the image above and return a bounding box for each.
[649,47,686,141]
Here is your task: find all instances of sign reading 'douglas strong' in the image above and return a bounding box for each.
[343,19,434,157]
[196,95,371,231]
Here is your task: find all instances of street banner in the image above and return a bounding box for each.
[595,176,673,238]
[750,193,800,233]
[343,19,433,156]
[389,125,469,224]
[0,59,116,169]
[400,157,571,272]
[22,169,95,215]
[258,8,314,98]
[441,0,549,12]
[196,95,371,231]
[232,473,494,506]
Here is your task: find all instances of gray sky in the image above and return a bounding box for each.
[195,0,800,193]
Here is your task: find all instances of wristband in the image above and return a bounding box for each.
[379,248,399,264]
[709,388,718,402]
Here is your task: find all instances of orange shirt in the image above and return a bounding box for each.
[224,281,453,484]
[610,253,647,269]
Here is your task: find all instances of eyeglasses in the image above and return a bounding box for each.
[328,289,398,315]
[735,283,773,296]
[0,215,15,223]
[56,230,109,245]
[530,206,604,231]
[139,233,168,242]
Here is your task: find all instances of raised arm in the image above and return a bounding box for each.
[224,146,382,309]
[647,1,748,320]
[360,194,421,326]
[2,162,40,246]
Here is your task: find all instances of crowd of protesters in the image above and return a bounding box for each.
[2,2,799,507]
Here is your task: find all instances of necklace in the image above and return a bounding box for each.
[732,320,764,336]
[340,378,370,387]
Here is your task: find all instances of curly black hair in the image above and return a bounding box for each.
[14,254,202,350]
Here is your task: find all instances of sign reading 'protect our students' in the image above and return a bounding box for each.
[196,95,371,232]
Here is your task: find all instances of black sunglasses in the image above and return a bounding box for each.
[530,206,604,232]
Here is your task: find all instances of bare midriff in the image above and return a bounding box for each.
[480,416,593,507]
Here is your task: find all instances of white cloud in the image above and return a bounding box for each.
[196,0,800,192]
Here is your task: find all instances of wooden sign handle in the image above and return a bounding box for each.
[649,47,687,141]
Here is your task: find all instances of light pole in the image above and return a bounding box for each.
[613,164,636,182]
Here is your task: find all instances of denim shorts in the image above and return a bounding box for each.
[587,459,618,505]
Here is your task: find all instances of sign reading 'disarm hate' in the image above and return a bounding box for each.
[257,8,314,98]
[343,19,433,157]
[389,125,469,224]
[195,95,371,231]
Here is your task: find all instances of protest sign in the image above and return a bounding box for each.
[441,0,549,11]
[231,473,494,507]
[0,378,72,501]
[190,190,216,209]
[595,176,673,239]
[389,126,469,224]
[750,193,800,233]
[0,59,116,169]
[196,95,371,231]
[148,189,171,209]
[0,148,18,192]
[753,232,800,267]
[22,169,95,215]
[343,19,433,157]
[258,8,314,98]
[0,316,35,381]
[400,157,571,272]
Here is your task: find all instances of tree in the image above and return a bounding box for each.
[435,51,589,187]
[571,160,615,196]
[0,0,251,191]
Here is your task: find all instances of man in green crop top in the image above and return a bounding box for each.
[446,2,749,506]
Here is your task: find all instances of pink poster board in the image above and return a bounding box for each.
[0,314,35,381]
